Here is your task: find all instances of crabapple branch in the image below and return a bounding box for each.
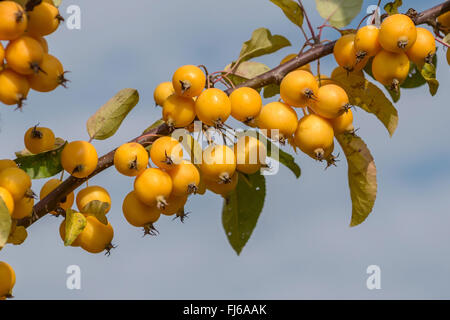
[17,0,450,229]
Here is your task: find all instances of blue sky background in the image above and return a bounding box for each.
[1,0,450,299]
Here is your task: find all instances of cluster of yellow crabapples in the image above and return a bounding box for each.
[334,13,444,90]
[0,0,67,109]
[1,11,449,300]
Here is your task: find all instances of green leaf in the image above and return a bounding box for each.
[384,0,402,15]
[81,200,109,225]
[238,28,291,63]
[399,63,426,89]
[315,0,363,28]
[270,0,304,28]
[249,131,301,178]
[0,198,12,248]
[65,209,87,246]
[263,83,280,99]
[87,88,139,140]
[14,140,67,179]
[336,133,377,227]
[222,172,266,255]
[331,69,399,137]
[420,63,439,96]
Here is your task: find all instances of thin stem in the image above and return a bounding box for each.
[298,0,317,40]
[436,36,450,48]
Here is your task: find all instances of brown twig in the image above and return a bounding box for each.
[17,0,450,229]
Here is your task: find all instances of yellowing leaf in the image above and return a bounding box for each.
[81,200,109,225]
[0,198,12,248]
[143,119,165,134]
[87,88,139,140]
[7,226,27,245]
[337,133,377,227]
[384,0,402,15]
[315,0,363,28]
[65,209,87,246]
[238,28,291,63]
[420,63,439,96]
[224,61,270,90]
[332,70,398,136]
[225,61,270,79]
[270,0,304,28]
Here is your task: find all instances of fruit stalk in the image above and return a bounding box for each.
[17,1,450,229]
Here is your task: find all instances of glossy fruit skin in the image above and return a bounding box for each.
[437,11,450,28]
[312,84,350,119]
[329,109,354,135]
[76,186,111,214]
[161,193,187,216]
[78,216,114,254]
[280,54,312,73]
[59,219,81,247]
[153,81,174,106]
[172,65,206,98]
[234,136,267,174]
[294,114,335,160]
[316,74,335,87]
[0,261,15,298]
[333,34,368,72]
[354,25,382,58]
[40,178,74,213]
[31,35,48,53]
[26,2,61,37]
[0,43,5,68]
[122,191,160,227]
[405,27,436,67]
[24,126,55,154]
[114,142,148,177]
[6,35,44,75]
[61,141,98,178]
[372,50,410,88]
[0,69,30,107]
[195,88,231,126]
[0,187,14,215]
[150,136,183,171]
[0,167,31,201]
[205,173,238,197]
[162,94,196,128]
[0,160,17,173]
[134,168,173,206]
[0,1,27,41]
[229,87,262,122]
[201,144,236,183]
[256,101,298,141]
[379,14,417,53]
[168,160,200,196]
[280,70,318,108]
[27,54,65,92]
[12,196,34,219]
